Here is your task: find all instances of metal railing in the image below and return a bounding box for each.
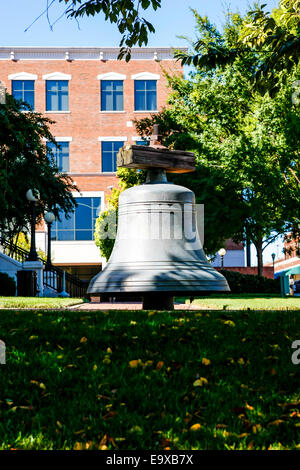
[0,236,87,298]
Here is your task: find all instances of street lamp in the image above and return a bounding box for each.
[44,210,55,270]
[218,248,226,268]
[26,189,40,261]
[271,253,276,271]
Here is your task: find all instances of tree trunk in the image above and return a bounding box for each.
[255,239,263,277]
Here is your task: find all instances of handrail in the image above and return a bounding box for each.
[0,235,87,297]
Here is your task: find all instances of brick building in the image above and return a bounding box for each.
[0,46,184,281]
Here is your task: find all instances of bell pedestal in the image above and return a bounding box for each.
[142,294,174,311]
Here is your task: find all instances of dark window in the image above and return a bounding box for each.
[102,141,124,173]
[47,141,69,172]
[52,197,101,241]
[134,80,157,111]
[101,80,123,111]
[46,80,69,111]
[12,80,34,109]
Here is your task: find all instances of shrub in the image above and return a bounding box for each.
[219,270,280,294]
[0,272,16,296]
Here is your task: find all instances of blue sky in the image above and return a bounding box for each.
[1,0,278,48]
[1,0,282,265]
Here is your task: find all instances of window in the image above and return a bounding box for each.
[47,141,69,172]
[101,80,123,111]
[12,80,34,109]
[52,197,101,241]
[134,80,157,111]
[102,141,124,172]
[46,80,69,111]
[136,139,150,146]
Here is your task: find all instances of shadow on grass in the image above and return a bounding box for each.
[0,309,299,450]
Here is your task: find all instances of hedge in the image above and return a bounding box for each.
[219,270,280,294]
[0,272,17,296]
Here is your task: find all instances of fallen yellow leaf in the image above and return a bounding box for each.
[193,378,208,387]
[80,337,87,343]
[201,358,210,366]
[129,359,142,368]
[189,423,201,432]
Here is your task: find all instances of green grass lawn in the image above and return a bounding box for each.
[0,297,84,309]
[176,294,300,311]
[0,308,300,450]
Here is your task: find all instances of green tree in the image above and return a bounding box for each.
[175,0,300,94]
[136,11,300,275]
[58,0,161,60]
[94,168,145,260]
[0,93,77,242]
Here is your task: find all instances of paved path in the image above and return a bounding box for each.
[69,301,206,311]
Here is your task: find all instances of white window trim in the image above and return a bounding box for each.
[131,72,160,80]
[9,72,38,80]
[131,136,150,141]
[42,72,72,80]
[43,137,72,142]
[97,72,126,80]
[98,136,128,142]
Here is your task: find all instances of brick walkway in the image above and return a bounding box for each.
[69,301,206,311]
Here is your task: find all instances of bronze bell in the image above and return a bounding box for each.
[88,128,230,309]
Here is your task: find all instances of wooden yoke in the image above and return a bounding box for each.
[117,125,195,174]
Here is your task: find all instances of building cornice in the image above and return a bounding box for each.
[0,47,185,61]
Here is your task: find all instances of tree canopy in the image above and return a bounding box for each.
[0,93,77,241]
[135,10,300,275]
[175,0,300,94]
[59,0,161,60]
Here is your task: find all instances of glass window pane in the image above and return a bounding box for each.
[76,198,92,230]
[135,91,145,110]
[60,91,69,111]
[147,90,157,110]
[114,92,123,111]
[147,80,157,91]
[24,81,34,91]
[135,80,145,91]
[75,230,92,240]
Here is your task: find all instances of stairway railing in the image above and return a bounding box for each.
[0,236,87,298]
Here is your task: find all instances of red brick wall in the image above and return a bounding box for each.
[215,266,275,279]
[0,58,182,199]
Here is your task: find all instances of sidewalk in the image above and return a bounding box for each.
[69,301,205,310]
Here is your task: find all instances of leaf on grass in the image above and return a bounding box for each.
[156,361,164,370]
[73,429,86,435]
[102,410,118,420]
[223,320,235,327]
[189,423,201,432]
[29,335,38,340]
[201,358,211,366]
[129,359,142,368]
[267,419,284,427]
[216,424,227,429]
[193,378,208,387]
[80,337,87,343]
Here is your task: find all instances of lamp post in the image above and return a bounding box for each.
[26,189,40,261]
[271,253,276,271]
[44,210,55,270]
[218,248,226,268]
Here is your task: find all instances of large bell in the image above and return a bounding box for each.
[88,164,230,309]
